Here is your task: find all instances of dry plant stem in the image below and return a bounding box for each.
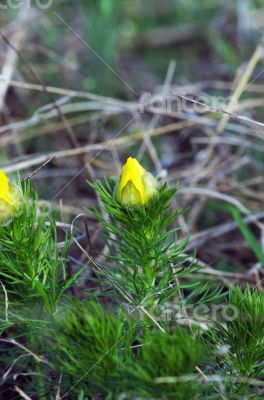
[2,77,264,140]
[0,280,8,321]
[184,259,256,283]
[186,143,220,230]
[0,4,27,111]
[195,366,227,399]
[14,386,32,400]
[0,338,53,367]
[55,373,63,400]
[137,60,176,172]
[217,35,264,133]
[139,307,166,333]
[0,34,96,185]
[2,104,24,157]
[4,76,264,116]
[0,113,96,147]
[179,187,249,215]
[183,185,264,232]
[188,211,264,251]
[156,374,264,386]
[0,3,27,159]
[0,78,134,107]
[22,157,55,182]
[211,79,264,94]
[193,135,264,151]
[159,87,264,236]
[3,354,30,381]
[2,120,195,173]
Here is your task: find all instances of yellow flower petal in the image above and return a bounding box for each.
[0,169,11,203]
[0,169,22,224]
[117,157,157,206]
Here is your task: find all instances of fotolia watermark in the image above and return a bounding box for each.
[139,92,230,115]
[158,303,239,323]
[132,303,239,324]
[0,0,53,9]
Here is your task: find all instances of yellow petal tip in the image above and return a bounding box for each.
[117,157,157,206]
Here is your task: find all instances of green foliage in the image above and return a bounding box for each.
[219,286,264,377]
[0,181,83,316]
[126,327,205,398]
[0,180,86,398]
[54,302,207,399]
[141,328,203,375]
[210,33,239,72]
[3,0,264,397]
[53,299,135,396]
[88,179,196,306]
[0,178,262,399]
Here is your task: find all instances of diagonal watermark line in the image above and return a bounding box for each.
[60,322,137,398]
[244,68,264,94]
[58,308,262,399]
[54,221,165,398]
[239,276,264,304]
[238,322,264,350]
[172,91,264,141]
[52,114,137,199]
[52,11,137,96]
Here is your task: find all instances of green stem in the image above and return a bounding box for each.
[35,361,47,400]
[30,334,47,400]
[144,259,157,306]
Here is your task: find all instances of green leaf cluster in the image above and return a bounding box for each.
[219,286,264,377]
[88,179,195,305]
[0,182,83,316]
[0,178,263,400]
[53,299,206,399]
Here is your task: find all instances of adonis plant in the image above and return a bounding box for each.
[0,160,263,399]
[89,157,198,308]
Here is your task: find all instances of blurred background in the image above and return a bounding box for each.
[1,0,264,280]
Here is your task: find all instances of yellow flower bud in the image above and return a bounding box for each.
[0,169,22,224]
[117,157,158,206]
